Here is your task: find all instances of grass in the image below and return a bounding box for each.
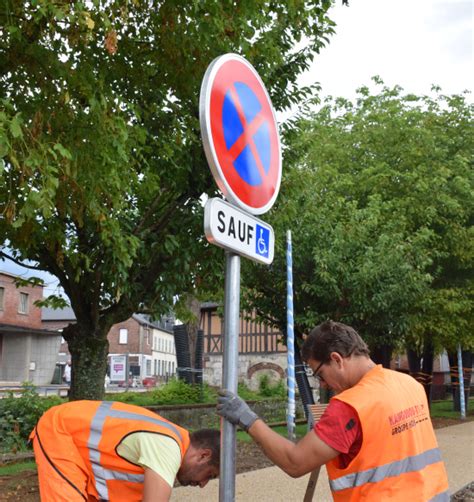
[237,423,308,442]
[0,461,36,476]
[430,398,474,419]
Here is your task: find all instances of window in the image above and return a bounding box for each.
[19,292,29,314]
[0,287,4,310]
[119,328,128,344]
[146,359,151,376]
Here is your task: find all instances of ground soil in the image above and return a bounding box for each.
[0,417,472,502]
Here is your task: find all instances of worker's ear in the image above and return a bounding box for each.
[199,448,212,463]
[330,352,344,368]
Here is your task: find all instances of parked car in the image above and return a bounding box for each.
[118,376,141,388]
[142,376,157,388]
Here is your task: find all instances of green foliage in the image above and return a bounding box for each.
[106,379,218,406]
[236,423,308,443]
[0,384,63,453]
[0,461,37,476]
[0,0,337,400]
[237,382,262,401]
[258,374,286,398]
[430,399,474,419]
[242,80,473,354]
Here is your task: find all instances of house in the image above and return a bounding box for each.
[42,309,177,383]
[0,271,62,385]
[108,314,177,382]
[200,302,287,389]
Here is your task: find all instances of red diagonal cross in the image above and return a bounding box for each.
[226,85,267,182]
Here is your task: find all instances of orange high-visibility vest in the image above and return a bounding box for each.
[34,400,190,501]
[326,366,449,502]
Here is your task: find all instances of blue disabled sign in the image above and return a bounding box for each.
[204,198,274,265]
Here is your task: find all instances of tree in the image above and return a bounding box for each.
[241,80,473,376]
[0,1,336,399]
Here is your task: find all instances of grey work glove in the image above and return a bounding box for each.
[217,389,258,431]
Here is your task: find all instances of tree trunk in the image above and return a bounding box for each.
[448,350,472,412]
[370,343,393,368]
[63,323,109,401]
[407,334,434,406]
[184,295,202,385]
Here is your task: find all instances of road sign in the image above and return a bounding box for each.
[200,54,282,215]
[204,198,274,265]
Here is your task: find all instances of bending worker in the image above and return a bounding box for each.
[217,320,449,501]
[30,400,219,501]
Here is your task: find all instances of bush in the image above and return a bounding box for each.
[151,379,217,405]
[0,384,63,453]
[105,379,218,406]
[258,374,286,398]
[237,382,261,401]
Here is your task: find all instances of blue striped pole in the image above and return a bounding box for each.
[457,345,466,419]
[287,230,296,440]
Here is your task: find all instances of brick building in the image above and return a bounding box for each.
[0,271,61,385]
[42,309,177,383]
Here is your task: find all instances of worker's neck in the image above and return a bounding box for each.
[350,357,376,386]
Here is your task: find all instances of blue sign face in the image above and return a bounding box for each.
[222,82,271,187]
[255,224,270,259]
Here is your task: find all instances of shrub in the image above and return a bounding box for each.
[0,384,63,453]
[105,379,218,406]
[151,379,216,405]
[237,382,261,401]
[258,374,286,398]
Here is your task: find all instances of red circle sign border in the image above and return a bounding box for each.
[200,54,282,215]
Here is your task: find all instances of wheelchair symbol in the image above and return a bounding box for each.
[256,225,269,257]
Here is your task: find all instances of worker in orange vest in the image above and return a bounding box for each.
[217,320,449,501]
[30,400,219,501]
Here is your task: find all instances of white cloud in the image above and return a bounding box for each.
[301,0,473,102]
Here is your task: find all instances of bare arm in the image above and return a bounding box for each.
[143,468,172,502]
[248,419,339,478]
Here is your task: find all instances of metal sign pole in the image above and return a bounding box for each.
[219,251,241,502]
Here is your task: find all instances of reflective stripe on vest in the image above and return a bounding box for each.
[88,401,183,500]
[329,447,443,492]
[429,490,450,502]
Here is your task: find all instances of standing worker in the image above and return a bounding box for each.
[30,400,219,501]
[217,320,449,501]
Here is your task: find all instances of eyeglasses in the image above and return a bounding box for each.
[310,360,326,382]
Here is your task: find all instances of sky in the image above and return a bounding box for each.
[298,0,473,106]
[1,0,472,295]
[286,0,474,120]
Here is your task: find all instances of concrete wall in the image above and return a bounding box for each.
[29,333,62,385]
[0,333,61,385]
[147,399,305,430]
[0,335,30,382]
[204,353,288,390]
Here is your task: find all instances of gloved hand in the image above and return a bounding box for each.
[217,389,259,431]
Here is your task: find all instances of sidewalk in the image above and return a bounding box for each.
[171,421,474,501]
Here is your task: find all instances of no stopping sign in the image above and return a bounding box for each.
[200,54,282,215]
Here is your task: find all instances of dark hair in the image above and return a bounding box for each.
[190,429,220,467]
[301,320,370,363]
